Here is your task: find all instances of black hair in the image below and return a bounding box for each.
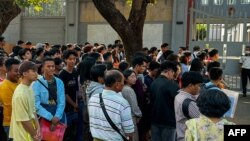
[74,46,81,52]
[132,56,147,68]
[179,55,188,65]
[104,70,123,87]
[161,43,169,48]
[90,64,107,82]
[107,44,113,49]
[162,50,174,59]
[17,40,24,45]
[114,40,121,44]
[0,36,5,42]
[66,44,73,48]
[190,58,203,73]
[123,69,136,81]
[197,89,230,118]
[166,54,179,62]
[25,41,32,45]
[160,60,178,73]
[207,61,220,73]
[12,46,22,56]
[54,57,63,66]
[5,58,20,71]
[181,71,203,88]
[148,61,160,71]
[179,46,187,51]
[149,47,157,54]
[143,47,149,52]
[208,48,219,57]
[18,48,31,60]
[42,57,55,66]
[197,51,207,61]
[183,51,192,57]
[62,50,77,59]
[94,43,99,47]
[103,62,113,70]
[119,61,129,72]
[193,46,200,51]
[36,47,44,56]
[79,57,96,84]
[50,48,61,56]
[103,52,112,61]
[209,67,223,81]
[88,52,101,62]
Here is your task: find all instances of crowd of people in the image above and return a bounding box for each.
[0,35,249,141]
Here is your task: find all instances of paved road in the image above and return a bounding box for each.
[228,94,250,124]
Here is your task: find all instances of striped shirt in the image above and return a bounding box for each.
[174,90,200,141]
[88,89,134,141]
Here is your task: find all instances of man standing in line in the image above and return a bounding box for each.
[0,58,20,140]
[9,61,41,141]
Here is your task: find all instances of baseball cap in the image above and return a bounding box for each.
[18,61,38,75]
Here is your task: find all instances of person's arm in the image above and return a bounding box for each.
[21,119,40,141]
[66,95,77,108]
[121,104,134,137]
[54,79,66,121]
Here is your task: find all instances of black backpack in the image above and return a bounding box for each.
[182,98,196,119]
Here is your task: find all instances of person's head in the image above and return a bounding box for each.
[103,52,113,63]
[42,58,55,77]
[103,62,113,70]
[19,48,32,60]
[190,58,204,73]
[208,48,219,61]
[54,57,63,73]
[74,46,82,57]
[245,46,250,56]
[149,47,158,55]
[96,45,106,54]
[209,67,223,81]
[90,64,107,84]
[161,43,169,52]
[197,51,207,61]
[17,40,24,47]
[163,50,174,59]
[107,44,113,52]
[79,57,96,84]
[88,52,102,62]
[166,53,179,62]
[160,61,178,80]
[179,55,188,65]
[12,46,22,56]
[114,40,121,45]
[119,61,130,72]
[142,47,149,55]
[63,50,78,68]
[50,48,62,58]
[83,44,94,54]
[193,46,200,52]
[148,61,160,78]
[132,57,147,74]
[118,44,124,52]
[178,46,187,54]
[66,43,74,50]
[5,58,20,82]
[18,61,38,82]
[104,70,124,92]
[36,47,45,58]
[123,69,137,86]
[207,61,220,73]
[25,41,32,49]
[197,89,230,118]
[0,36,5,47]
[183,51,192,62]
[181,71,203,95]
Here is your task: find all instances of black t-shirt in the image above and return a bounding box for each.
[59,69,79,112]
[47,77,57,105]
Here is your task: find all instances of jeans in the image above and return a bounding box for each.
[151,124,176,141]
[3,126,13,141]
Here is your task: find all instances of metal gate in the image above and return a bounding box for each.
[188,0,250,90]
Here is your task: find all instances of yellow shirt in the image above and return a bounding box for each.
[0,79,19,126]
[9,84,36,141]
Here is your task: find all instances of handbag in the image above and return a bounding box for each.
[40,118,67,141]
[99,93,129,141]
[37,78,67,141]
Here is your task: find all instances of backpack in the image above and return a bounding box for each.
[182,98,196,119]
[199,83,217,95]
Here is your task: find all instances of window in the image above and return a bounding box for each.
[227,0,236,5]
[214,0,223,5]
[241,0,250,4]
[201,0,209,5]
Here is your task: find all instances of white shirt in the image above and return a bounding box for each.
[240,55,250,69]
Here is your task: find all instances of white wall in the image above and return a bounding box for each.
[21,17,65,44]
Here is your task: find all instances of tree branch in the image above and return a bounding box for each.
[92,0,130,37]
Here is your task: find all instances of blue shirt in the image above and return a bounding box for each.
[32,77,65,121]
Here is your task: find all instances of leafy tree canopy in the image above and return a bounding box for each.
[15,0,54,11]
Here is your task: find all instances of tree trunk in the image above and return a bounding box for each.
[0,1,21,36]
[92,0,148,63]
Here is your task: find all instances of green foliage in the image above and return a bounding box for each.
[15,0,53,11]
[196,24,207,40]
[126,0,157,6]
